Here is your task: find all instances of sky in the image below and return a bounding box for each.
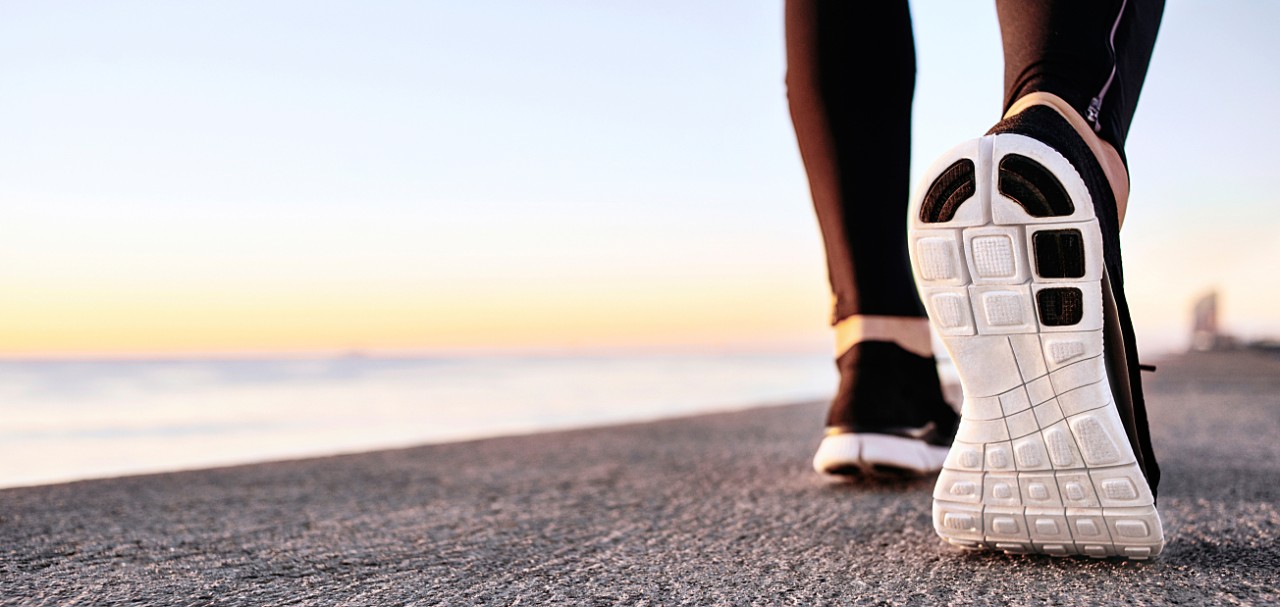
[1,1,1277,357]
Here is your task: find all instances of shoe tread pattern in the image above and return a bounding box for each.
[911,134,1164,559]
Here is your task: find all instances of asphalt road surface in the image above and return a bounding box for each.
[3,350,1278,605]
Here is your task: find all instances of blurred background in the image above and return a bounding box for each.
[2,1,1276,487]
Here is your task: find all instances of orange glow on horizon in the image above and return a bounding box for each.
[1,274,834,357]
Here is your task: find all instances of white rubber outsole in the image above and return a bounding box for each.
[908,134,1165,559]
[813,433,949,477]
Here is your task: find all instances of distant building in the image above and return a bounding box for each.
[1191,291,1238,351]
[1191,292,1218,351]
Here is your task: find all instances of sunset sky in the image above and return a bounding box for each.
[2,1,1277,357]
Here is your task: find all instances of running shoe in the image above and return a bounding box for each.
[907,104,1164,558]
[812,341,958,478]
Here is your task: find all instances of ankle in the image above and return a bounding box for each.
[834,315,933,358]
[1004,92,1130,226]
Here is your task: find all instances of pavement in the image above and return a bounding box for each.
[3,350,1279,606]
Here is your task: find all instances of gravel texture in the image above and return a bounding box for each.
[3,350,1278,606]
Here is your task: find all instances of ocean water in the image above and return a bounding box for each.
[0,353,838,488]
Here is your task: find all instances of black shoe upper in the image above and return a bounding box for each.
[826,340,959,447]
[985,105,1161,498]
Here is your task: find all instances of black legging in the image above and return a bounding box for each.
[786,0,1165,325]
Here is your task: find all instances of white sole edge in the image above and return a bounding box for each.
[909,133,1165,559]
[813,433,949,477]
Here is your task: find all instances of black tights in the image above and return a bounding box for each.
[786,0,1165,325]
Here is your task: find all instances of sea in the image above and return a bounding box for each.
[0,352,845,488]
